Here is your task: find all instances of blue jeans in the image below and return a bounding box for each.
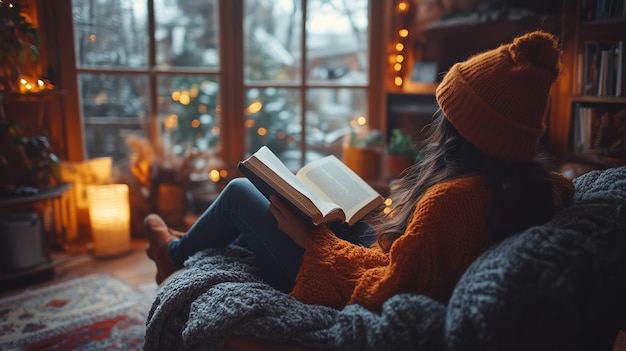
[168,177,376,293]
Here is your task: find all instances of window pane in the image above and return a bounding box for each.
[244,0,301,82]
[80,74,149,161]
[306,0,369,84]
[245,88,301,170]
[72,0,148,67]
[155,0,219,68]
[306,88,367,160]
[158,76,220,155]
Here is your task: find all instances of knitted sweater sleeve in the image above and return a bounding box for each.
[290,179,487,311]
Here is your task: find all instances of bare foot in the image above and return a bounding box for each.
[145,213,181,284]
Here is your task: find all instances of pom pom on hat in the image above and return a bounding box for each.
[509,31,561,79]
[435,30,562,163]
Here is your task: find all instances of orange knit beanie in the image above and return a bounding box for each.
[435,30,562,163]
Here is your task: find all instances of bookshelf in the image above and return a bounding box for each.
[551,0,626,170]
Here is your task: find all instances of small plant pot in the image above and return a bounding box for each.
[342,146,380,180]
[386,154,414,179]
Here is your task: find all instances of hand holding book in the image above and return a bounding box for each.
[268,194,311,247]
[238,146,384,227]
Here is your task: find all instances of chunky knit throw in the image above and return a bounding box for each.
[144,166,626,351]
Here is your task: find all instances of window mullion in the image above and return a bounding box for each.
[299,0,307,168]
[368,0,387,132]
[49,0,84,161]
[147,0,159,149]
[219,0,245,166]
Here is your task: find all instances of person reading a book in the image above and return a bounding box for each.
[145,30,575,312]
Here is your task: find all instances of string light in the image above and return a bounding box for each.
[247,101,262,114]
[189,84,199,98]
[382,197,393,215]
[209,169,221,182]
[389,0,414,91]
[164,114,178,130]
[397,1,408,12]
[179,91,191,105]
[18,76,52,93]
[205,167,229,183]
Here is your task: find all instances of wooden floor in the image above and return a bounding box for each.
[1,239,158,298]
[1,238,625,350]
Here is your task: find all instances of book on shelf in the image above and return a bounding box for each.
[582,42,600,96]
[238,146,384,227]
[615,40,626,96]
[581,41,626,97]
[571,103,601,153]
[570,104,626,162]
[597,48,610,96]
[581,0,626,21]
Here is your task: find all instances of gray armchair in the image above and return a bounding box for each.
[145,166,626,351]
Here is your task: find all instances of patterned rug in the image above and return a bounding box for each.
[0,274,157,351]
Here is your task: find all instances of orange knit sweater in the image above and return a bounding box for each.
[290,173,574,312]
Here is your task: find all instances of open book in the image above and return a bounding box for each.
[238,146,384,227]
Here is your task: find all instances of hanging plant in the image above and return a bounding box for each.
[0,1,41,92]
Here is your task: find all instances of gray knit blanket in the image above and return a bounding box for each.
[144,166,626,351]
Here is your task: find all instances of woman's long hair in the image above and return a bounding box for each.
[373,110,557,252]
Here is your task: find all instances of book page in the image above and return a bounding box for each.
[297,155,382,224]
[244,147,341,221]
[248,146,310,195]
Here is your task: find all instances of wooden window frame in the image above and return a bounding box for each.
[41,0,388,170]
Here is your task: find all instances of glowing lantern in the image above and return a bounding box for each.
[87,184,131,257]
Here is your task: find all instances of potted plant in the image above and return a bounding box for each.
[0,118,60,189]
[385,128,421,179]
[0,1,40,92]
[342,128,383,181]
